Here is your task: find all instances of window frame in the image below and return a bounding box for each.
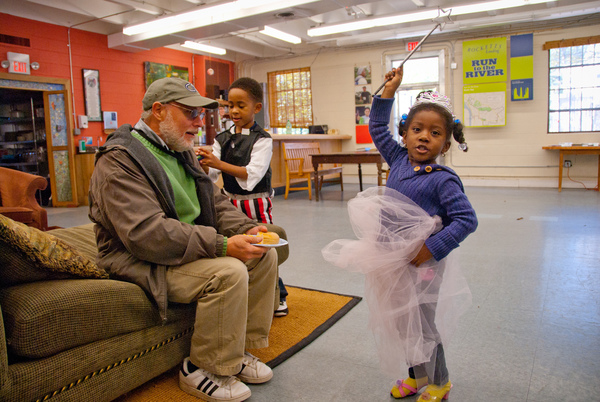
[385,49,446,141]
[547,43,600,134]
[267,67,313,131]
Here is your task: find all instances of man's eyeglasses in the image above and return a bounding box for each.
[166,103,206,120]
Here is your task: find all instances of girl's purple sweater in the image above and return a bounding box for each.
[369,95,478,261]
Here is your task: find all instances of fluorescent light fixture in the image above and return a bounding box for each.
[260,26,302,44]
[308,0,554,37]
[123,0,319,38]
[182,41,227,55]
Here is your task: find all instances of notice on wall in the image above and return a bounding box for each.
[354,64,373,143]
[510,33,534,101]
[462,37,507,84]
[463,83,506,127]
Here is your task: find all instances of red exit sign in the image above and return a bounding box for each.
[11,61,29,73]
[7,52,31,75]
[406,41,420,52]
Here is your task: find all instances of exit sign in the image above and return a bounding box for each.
[7,52,30,75]
[406,41,420,52]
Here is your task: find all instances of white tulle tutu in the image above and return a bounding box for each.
[322,187,471,378]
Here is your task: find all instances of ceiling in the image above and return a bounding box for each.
[2,0,600,61]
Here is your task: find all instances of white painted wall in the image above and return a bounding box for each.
[238,26,600,189]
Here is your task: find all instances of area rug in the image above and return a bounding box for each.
[115,286,361,401]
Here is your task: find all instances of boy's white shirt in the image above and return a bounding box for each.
[208,127,273,193]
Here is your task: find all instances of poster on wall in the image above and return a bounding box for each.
[355,84,372,105]
[462,37,507,84]
[144,62,189,89]
[510,33,534,101]
[355,105,371,125]
[463,83,506,127]
[355,125,372,144]
[82,69,102,121]
[354,65,371,85]
[103,111,118,129]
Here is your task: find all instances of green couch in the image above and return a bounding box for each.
[0,219,288,402]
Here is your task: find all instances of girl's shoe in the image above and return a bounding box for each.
[417,381,452,401]
[391,377,427,399]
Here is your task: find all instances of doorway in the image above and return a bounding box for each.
[0,88,52,205]
[0,73,78,206]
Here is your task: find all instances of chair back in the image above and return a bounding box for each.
[282,142,321,176]
[0,166,48,230]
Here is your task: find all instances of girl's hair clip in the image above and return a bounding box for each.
[454,118,461,124]
[400,113,408,125]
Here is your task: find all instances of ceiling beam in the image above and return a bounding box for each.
[106,0,165,15]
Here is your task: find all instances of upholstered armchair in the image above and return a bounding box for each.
[0,167,48,231]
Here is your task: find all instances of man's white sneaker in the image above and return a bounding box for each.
[236,352,273,384]
[179,357,251,402]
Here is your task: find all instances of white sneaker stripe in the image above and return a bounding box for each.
[207,384,219,396]
[198,377,214,393]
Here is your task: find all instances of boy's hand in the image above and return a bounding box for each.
[194,145,212,157]
[381,67,403,99]
[197,148,220,169]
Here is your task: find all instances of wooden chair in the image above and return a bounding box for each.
[0,166,48,230]
[381,163,390,185]
[282,142,343,200]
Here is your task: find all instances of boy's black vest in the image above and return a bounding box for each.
[215,123,272,196]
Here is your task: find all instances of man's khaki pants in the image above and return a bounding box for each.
[166,249,277,376]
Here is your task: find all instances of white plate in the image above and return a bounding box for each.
[253,239,289,248]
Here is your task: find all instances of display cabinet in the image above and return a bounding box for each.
[0,97,48,177]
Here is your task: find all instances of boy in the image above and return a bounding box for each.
[198,77,289,316]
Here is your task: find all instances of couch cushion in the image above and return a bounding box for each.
[49,223,99,263]
[0,278,195,359]
[0,215,108,287]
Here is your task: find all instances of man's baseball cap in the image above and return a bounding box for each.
[142,77,219,110]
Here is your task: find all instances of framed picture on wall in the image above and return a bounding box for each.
[82,69,102,121]
[144,62,189,88]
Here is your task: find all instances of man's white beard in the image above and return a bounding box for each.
[159,113,194,152]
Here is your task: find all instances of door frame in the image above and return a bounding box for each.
[0,72,78,206]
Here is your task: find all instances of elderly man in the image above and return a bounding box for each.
[89,77,277,402]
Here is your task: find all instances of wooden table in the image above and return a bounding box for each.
[311,151,385,201]
[542,145,600,191]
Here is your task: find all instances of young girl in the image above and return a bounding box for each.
[322,67,477,401]
[198,77,289,316]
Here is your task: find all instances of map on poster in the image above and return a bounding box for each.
[463,83,506,127]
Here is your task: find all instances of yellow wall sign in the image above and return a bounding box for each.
[462,37,507,84]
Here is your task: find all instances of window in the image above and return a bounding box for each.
[267,67,313,130]
[386,50,445,141]
[547,39,600,133]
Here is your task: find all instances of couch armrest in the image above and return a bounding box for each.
[0,304,7,389]
[0,167,48,230]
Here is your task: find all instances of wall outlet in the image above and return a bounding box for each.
[563,160,572,168]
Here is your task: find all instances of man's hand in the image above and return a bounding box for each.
[411,244,433,267]
[226,233,268,262]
